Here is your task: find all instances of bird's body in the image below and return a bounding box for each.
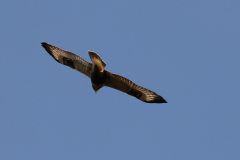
[88,51,107,92]
[41,42,167,103]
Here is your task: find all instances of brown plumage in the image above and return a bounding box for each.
[41,42,167,103]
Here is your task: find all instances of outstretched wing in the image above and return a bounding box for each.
[41,42,92,78]
[104,71,167,103]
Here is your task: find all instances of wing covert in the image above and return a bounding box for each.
[104,70,167,103]
[41,42,92,78]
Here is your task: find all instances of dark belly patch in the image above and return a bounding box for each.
[91,70,107,85]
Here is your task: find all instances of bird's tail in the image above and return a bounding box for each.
[88,51,106,72]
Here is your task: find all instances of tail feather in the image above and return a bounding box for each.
[88,51,106,72]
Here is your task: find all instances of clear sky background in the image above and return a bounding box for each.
[1,1,239,159]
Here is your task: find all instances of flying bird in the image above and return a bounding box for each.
[41,42,167,103]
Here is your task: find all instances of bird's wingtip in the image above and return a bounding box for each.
[41,42,47,46]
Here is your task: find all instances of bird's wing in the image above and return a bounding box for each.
[104,70,167,103]
[41,42,92,78]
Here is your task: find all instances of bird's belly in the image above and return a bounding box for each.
[91,72,106,85]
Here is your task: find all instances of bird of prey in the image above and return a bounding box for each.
[41,42,167,103]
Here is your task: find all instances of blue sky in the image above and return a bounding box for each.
[1,0,239,159]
